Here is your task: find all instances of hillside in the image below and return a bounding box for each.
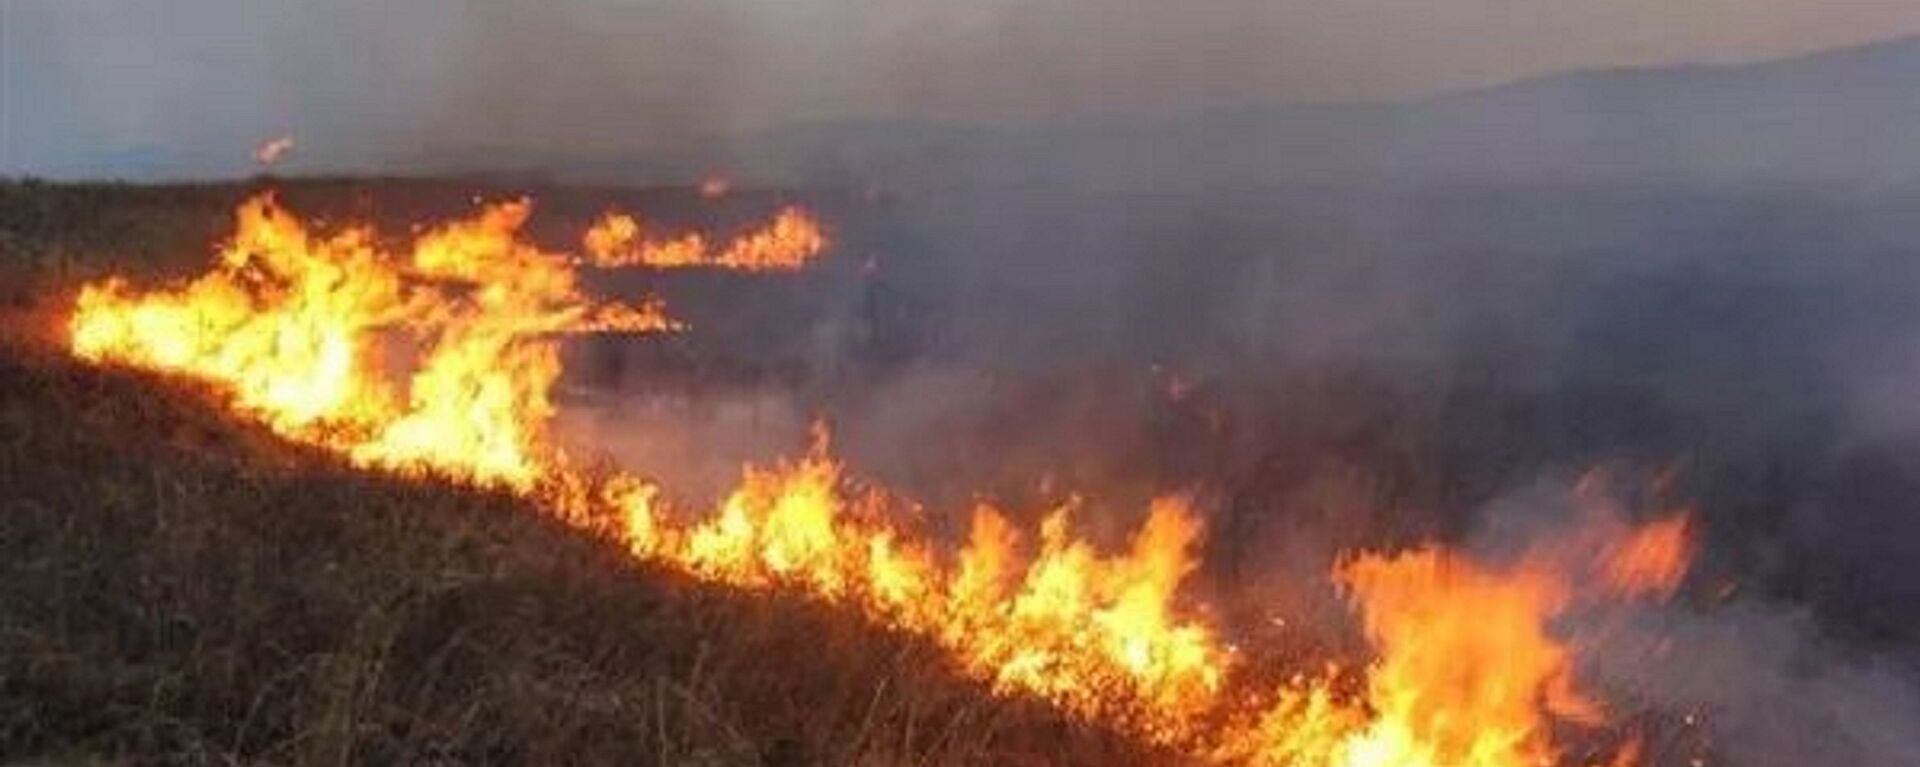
[8,176,1916,766]
[0,334,1157,765]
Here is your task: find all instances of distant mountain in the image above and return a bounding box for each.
[596,35,1920,190]
[48,36,1920,187]
[1379,35,1920,183]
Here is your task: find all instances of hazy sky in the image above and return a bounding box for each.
[6,0,1920,177]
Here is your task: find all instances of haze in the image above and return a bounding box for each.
[7,0,1920,177]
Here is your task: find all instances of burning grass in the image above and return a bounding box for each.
[0,339,1162,765]
[4,180,1710,766]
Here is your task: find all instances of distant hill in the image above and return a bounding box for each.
[31,35,1920,188]
[583,35,1920,190]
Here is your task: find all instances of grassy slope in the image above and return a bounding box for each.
[0,339,1160,766]
[0,179,1160,765]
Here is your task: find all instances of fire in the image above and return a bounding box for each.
[1217,517,1692,767]
[1221,522,1689,767]
[582,206,826,271]
[70,193,672,488]
[1600,513,1693,599]
[625,435,1229,737]
[1330,549,1599,767]
[253,134,295,166]
[64,192,1698,765]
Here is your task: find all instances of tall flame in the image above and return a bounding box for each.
[70,193,672,488]
[1216,515,1691,767]
[1331,549,1598,767]
[65,193,1695,765]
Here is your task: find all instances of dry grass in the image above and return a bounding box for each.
[0,335,1166,766]
[0,176,1721,766]
[0,177,1169,766]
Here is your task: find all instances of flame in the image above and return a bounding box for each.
[1599,513,1692,600]
[71,193,672,488]
[1218,521,1692,767]
[631,437,1228,737]
[583,206,826,271]
[1331,549,1597,766]
[254,135,295,166]
[65,193,1698,765]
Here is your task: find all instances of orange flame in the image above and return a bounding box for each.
[1333,548,1599,765]
[1600,513,1693,600]
[71,193,672,488]
[626,438,1228,737]
[583,206,826,272]
[1217,520,1691,767]
[65,194,1696,765]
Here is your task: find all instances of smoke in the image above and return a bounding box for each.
[519,124,1920,765]
[14,2,1920,178]
[554,384,809,506]
[554,171,1920,619]
[1451,478,1920,767]
[1589,600,1920,767]
[30,1,1920,755]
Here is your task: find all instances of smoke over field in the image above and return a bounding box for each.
[9,5,1920,765]
[5,167,1918,765]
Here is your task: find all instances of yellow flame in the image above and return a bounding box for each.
[1216,517,1691,767]
[583,206,826,271]
[72,193,672,488]
[66,193,1694,765]
[1333,548,1595,767]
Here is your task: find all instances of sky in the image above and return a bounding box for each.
[6,0,1920,178]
